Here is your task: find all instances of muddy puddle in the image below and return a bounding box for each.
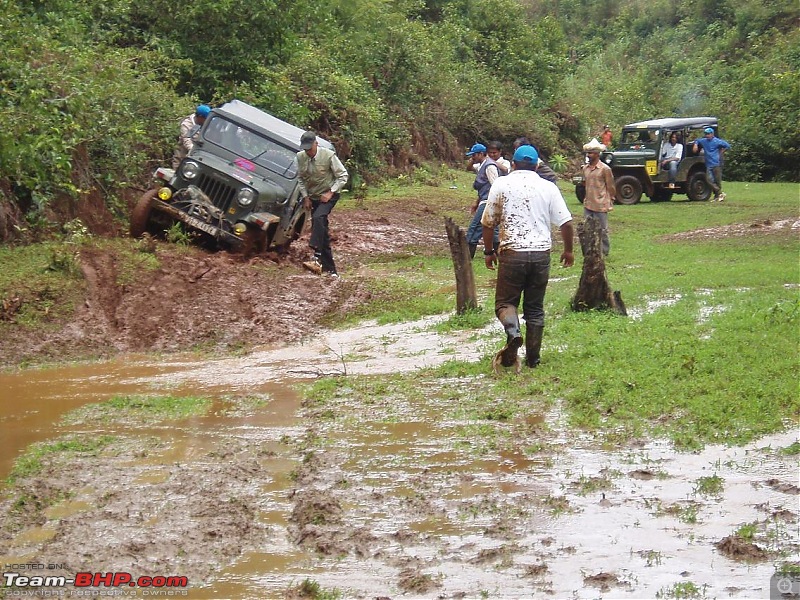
[1,314,798,599]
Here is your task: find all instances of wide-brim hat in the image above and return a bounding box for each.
[583,137,606,153]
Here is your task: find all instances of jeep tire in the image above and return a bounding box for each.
[615,175,643,205]
[130,189,157,238]
[686,171,712,201]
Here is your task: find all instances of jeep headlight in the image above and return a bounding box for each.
[181,160,200,180]
[238,188,256,207]
[604,155,613,165]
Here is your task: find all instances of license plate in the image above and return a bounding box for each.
[180,213,220,237]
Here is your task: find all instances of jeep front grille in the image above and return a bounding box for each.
[196,173,237,213]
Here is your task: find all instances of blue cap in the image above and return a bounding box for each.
[703,127,714,134]
[512,144,539,165]
[466,143,487,157]
[196,104,211,118]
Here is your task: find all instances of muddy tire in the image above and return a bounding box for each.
[241,224,267,258]
[575,184,586,204]
[686,171,712,201]
[615,175,642,205]
[130,189,158,238]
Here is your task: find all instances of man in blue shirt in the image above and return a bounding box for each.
[693,127,731,202]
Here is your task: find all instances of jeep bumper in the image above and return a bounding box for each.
[151,199,246,247]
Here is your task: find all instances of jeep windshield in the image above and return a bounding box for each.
[201,115,298,179]
[621,129,660,145]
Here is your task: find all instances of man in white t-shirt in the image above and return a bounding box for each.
[660,132,683,183]
[481,144,574,369]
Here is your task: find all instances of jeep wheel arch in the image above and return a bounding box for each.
[130,189,158,238]
[615,175,643,205]
[686,171,712,201]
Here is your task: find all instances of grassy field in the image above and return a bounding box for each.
[310,176,800,450]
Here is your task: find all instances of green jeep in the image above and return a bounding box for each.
[572,117,718,204]
[131,99,333,254]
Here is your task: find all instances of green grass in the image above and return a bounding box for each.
[61,394,212,425]
[693,474,725,497]
[7,435,117,483]
[304,179,799,451]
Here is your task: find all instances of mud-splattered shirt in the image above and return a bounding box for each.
[481,170,572,253]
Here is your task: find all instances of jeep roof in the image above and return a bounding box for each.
[623,117,718,130]
[213,99,333,152]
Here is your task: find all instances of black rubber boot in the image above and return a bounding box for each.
[469,243,477,259]
[498,330,523,367]
[525,324,544,368]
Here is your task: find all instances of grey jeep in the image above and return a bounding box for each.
[572,117,719,204]
[131,99,332,254]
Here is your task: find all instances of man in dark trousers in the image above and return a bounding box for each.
[297,130,349,278]
[693,127,731,202]
[481,144,574,370]
[465,143,501,258]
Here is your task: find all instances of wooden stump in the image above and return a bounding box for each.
[571,217,627,315]
[444,216,478,314]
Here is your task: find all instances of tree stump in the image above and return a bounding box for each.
[571,216,627,315]
[444,216,478,314]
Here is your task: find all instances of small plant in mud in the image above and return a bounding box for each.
[164,222,195,246]
[284,578,341,600]
[735,521,759,541]
[657,581,708,599]
[693,474,724,497]
[636,549,663,567]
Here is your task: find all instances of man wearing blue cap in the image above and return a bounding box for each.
[481,145,574,370]
[693,127,731,202]
[173,104,211,168]
[465,143,502,258]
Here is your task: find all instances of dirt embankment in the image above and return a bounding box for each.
[0,206,441,368]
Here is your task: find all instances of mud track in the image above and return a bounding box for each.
[0,207,438,368]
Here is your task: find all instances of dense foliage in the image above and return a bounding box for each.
[0,0,797,235]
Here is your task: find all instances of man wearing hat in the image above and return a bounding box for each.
[693,127,731,202]
[465,143,501,259]
[173,104,211,168]
[296,130,349,278]
[481,144,574,371]
[581,138,616,256]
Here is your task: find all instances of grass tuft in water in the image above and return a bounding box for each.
[61,394,212,425]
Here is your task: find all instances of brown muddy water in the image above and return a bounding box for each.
[1,315,798,599]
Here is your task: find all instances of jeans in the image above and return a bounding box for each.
[706,166,723,197]
[583,209,610,256]
[466,202,499,251]
[663,161,678,182]
[494,250,552,337]
[310,194,339,274]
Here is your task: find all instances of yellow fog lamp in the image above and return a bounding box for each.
[157,187,173,201]
[233,222,247,236]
